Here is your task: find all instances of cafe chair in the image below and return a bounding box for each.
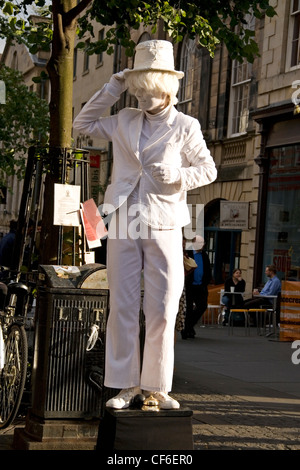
[248,308,273,336]
[228,308,250,336]
[202,286,224,326]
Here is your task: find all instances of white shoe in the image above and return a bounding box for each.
[144,391,180,409]
[106,386,142,409]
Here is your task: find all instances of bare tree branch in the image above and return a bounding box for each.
[64,0,93,25]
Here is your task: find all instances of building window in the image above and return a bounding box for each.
[138,32,151,43]
[177,38,195,115]
[83,39,90,73]
[97,29,104,66]
[11,51,18,70]
[228,60,252,136]
[73,48,77,78]
[263,144,300,281]
[289,0,300,68]
[228,14,255,136]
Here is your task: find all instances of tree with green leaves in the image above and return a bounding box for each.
[0,65,49,185]
[0,0,277,264]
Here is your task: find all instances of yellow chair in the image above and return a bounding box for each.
[248,308,272,336]
[228,309,250,336]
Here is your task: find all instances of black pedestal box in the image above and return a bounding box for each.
[97,407,194,450]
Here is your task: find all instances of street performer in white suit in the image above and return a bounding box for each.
[73,40,217,409]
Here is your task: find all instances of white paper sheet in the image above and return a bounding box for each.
[54,184,81,226]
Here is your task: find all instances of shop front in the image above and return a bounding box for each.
[253,104,300,339]
[263,143,300,282]
[253,104,300,286]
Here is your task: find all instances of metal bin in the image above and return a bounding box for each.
[31,263,110,420]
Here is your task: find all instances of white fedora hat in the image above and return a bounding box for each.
[123,40,184,79]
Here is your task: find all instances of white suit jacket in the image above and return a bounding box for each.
[73,77,217,230]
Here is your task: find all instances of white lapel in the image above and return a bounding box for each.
[128,111,144,158]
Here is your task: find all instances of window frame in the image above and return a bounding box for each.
[227,60,252,137]
[96,29,104,67]
[83,39,90,74]
[177,38,195,115]
[73,47,77,79]
[227,14,255,137]
[286,0,300,70]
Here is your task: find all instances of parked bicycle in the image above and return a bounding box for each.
[0,269,31,429]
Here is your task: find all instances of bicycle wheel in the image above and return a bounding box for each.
[0,323,28,429]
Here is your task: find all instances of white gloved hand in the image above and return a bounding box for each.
[152,164,181,184]
[109,70,128,94]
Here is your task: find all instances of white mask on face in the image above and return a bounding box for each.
[135,89,167,114]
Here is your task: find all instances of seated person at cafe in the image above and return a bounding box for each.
[244,265,281,322]
[221,268,245,325]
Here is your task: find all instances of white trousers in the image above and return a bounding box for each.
[104,212,184,392]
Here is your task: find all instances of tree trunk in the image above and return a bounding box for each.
[39,0,78,264]
[48,1,77,148]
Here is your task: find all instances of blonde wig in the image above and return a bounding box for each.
[125,71,180,105]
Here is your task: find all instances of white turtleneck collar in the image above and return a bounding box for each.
[144,103,173,123]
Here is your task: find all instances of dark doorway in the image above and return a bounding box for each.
[204,199,242,284]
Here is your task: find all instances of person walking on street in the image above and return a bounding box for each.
[0,220,17,270]
[181,235,211,339]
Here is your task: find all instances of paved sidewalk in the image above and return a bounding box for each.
[1,324,300,451]
[173,325,300,450]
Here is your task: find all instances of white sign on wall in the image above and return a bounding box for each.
[220,201,249,230]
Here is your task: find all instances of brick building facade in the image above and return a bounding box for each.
[1,1,300,289]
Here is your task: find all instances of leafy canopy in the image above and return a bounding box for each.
[78,0,276,62]
[0,0,277,62]
[0,0,277,180]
